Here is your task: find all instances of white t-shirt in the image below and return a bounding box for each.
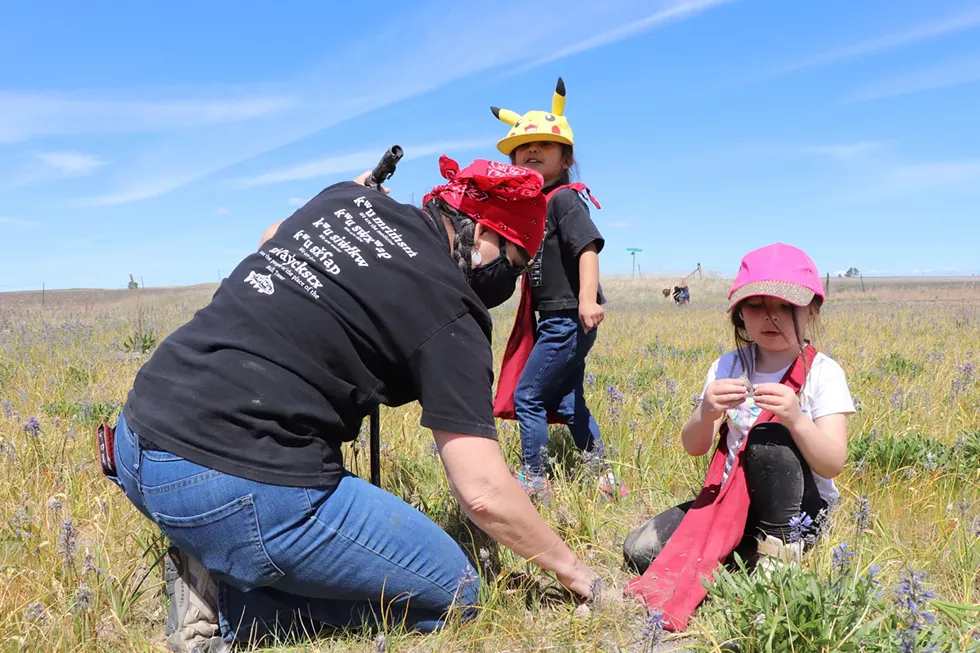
[699,346,856,504]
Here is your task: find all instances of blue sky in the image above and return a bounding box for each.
[2,0,979,291]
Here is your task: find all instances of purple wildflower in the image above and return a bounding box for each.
[893,569,937,652]
[24,601,47,621]
[1,400,13,417]
[59,518,78,568]
[23,416,40,438]
[606,385,623,422]
[788,513,814,544]
[641,609,665,645]
[665,378,678,395]
[73,582,93,613]
[586,373,595,386]
[853,494,872,533]
[831,542,855,575]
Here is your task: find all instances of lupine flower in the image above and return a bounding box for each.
[73,583,93,613]
[455,565,479,601]
[831,542,855,575]
[59,518,78,567]
[23,416,40,438]
[853,494,872,533]
[606,385,623,422]
[1,400,13,417]
[893,569,937,653]
[0,440,16,462]
[788,513,814,544]
[9,508,31,539]
[24,601,47,621]
[641,609,665,646]
[586,373,595,386]
[665,378,678,395]
[582,440,606,475]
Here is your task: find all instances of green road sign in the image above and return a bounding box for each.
[626,248,643,252]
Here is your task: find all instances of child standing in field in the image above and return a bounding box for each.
[623,242,856,631]
[490,77,627,501]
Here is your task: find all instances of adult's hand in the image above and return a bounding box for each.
[353,170,390,194]
[432,430,598,600]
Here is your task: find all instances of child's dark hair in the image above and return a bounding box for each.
[509,143,577,186]
[730,296,823,384]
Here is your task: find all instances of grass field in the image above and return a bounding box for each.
[2,276,979,652]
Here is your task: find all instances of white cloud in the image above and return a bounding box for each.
[806,141,880,160]
[215,207,229,215]
[765,7,980,78]
[34,151,106,176]
[515,0,739,74]
[844,53,980,103]
[852,159,980,200]
[235,138,496,188]
[287,197,306,206]
[54,0,725,206]
[0,93,295,144]
[0,217,39,229]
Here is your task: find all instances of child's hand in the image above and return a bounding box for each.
[579,300,604,333]
[702,379,748,419]
[752,383,803,423]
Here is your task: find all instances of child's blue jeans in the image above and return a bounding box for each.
[514,310,603,475]
[106,412,480,646]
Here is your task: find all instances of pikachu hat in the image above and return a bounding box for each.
[491,77,574,156]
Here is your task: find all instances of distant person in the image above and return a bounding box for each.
[662,285,690,305]
[489,77,627,501]
[623,243,856,631]
[100,157,600,652]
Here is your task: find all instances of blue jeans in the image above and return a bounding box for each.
[514,311,603,475]
[107,413,479,646]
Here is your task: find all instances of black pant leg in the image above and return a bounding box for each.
[623,500,695,573]
[742,422,825,542]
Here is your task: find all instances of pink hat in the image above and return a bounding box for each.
[728,243,824,312]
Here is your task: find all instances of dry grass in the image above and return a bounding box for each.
[1,276,979,652]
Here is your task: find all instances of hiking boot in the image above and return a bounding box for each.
[755,534,803,576]
[163,546,230,653]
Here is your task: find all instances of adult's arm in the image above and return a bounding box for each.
[433,430,598,598]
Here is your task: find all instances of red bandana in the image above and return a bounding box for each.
[423,155,547,258]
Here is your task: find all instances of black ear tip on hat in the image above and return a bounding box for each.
[555,77,566,96]
[490,106,501,118]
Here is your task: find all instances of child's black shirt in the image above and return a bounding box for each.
[529,187,606,312]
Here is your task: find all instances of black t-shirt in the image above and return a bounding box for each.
[123,181,497,489]
[528,187,606,312]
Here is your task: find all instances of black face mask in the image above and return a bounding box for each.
[469,241,522,309]
[423,200,523,310]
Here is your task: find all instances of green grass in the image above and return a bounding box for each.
[1,279,979,652]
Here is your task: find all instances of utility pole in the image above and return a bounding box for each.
[627,248,643,280]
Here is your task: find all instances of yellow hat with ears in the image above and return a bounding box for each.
[490,77,575,156]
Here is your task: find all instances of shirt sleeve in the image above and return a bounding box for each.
[700,357,722,399]
[808,357,857,420]
[408,314,498,439]
[553,190,605,258]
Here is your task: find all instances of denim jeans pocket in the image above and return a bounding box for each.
[152,494,285,591]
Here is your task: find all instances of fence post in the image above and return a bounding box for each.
[825,273,830,298]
